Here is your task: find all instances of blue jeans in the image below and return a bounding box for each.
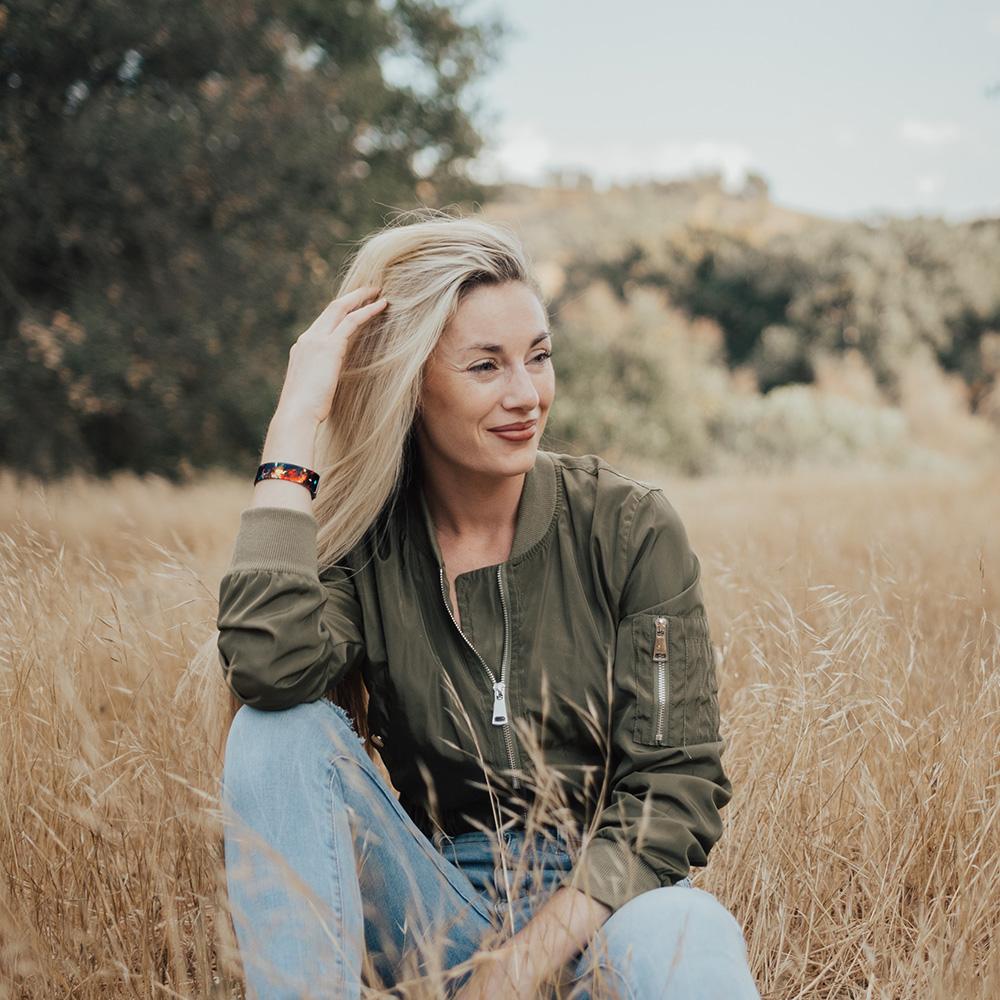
[220,698,760,999]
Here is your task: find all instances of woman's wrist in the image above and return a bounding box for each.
[269,403,322,440]
[251,409,322,512]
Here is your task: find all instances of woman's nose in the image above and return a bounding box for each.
[503,363,541,410]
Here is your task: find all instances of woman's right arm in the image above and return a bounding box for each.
[216,502,367,710]
[249,282,388,515]
[216,284,388,709]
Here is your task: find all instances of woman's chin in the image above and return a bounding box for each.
[492,440,539,473]
[458,436,533,476]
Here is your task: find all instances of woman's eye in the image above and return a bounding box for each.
[469,351,551,374]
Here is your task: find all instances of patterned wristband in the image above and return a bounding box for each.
[254,462,321,499]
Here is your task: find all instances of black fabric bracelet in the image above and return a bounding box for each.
[254,461,321,499]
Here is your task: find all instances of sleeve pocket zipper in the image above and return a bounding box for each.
[653,615,668,745]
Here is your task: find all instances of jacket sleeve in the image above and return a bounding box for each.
[557,488,732,914]
[216,505,367,710]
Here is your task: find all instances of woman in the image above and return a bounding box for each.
[216,211,759,999]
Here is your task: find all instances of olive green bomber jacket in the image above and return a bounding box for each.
[216,449,732,915]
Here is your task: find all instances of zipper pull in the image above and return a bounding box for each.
[654,616,668,659]
[492,681,508,725]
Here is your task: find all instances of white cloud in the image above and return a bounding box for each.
[469,121,553,184]
[915,173,945,196]
[624,140,755,191]
[470,121,757,191]
[898,118,961,146]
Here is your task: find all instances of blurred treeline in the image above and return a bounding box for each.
[502,180,1000,474]
[3,1,998,481]
[1,0,507,476]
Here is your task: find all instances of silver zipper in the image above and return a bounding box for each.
[497,564,523,782]
[438,564,522,789]
[653,616,668,744]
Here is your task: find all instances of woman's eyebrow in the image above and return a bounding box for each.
[463,331,552,353]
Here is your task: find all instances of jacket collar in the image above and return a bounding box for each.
[404,449,558,567]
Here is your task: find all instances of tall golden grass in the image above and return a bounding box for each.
[1,461,997,998]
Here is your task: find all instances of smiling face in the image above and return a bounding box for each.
[414,280,555,481]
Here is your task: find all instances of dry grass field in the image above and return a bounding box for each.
[1,460,998,999]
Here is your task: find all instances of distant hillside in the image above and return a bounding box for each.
[476,175,1000,475]
[480,172,825,257]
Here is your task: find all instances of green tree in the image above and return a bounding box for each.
[0,0,507,476]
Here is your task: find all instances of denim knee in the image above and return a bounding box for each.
[600,884,749,969]
[222,698,364,801]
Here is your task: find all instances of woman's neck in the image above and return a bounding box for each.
[417,450,525,542]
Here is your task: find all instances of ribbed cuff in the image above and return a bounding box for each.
[559,835,663,914]
[227,505,319,574]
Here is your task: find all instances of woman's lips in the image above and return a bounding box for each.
[488,423,536,441]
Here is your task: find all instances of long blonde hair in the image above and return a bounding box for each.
[187,207,547,764]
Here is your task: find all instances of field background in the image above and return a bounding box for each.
[1,459,997,998]
[3,1,1000,996]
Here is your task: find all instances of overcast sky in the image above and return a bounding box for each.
[454,1,1000,222]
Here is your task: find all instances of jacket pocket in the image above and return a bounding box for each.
[629,611,720,747]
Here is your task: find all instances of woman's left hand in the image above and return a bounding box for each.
[451,946,540,1000]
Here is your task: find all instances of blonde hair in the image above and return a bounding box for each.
[189,207,547,763]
